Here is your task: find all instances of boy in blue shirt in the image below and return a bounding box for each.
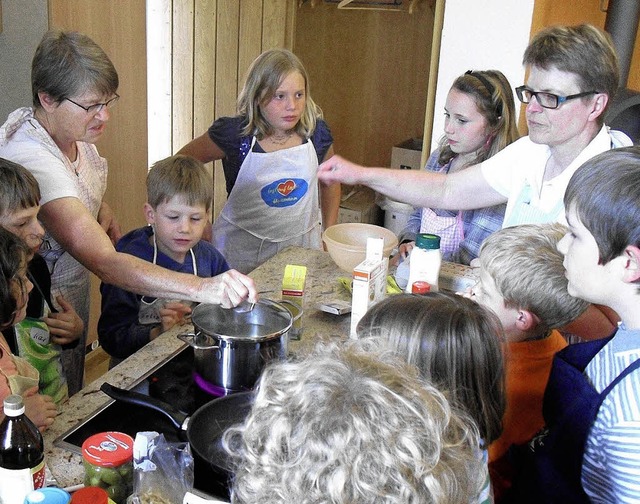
[510,146,640,503]
[98,155,229,364]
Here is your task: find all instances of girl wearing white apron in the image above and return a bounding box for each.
[213,137,322,273]
[178,49,340,274]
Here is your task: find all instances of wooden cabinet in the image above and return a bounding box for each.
[293,2,435,168]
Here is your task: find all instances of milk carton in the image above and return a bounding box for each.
[350,238,388,337]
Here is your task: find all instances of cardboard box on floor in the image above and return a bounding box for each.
[338,186,382,225]
[391,138,423,171]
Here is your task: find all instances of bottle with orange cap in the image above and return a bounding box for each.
[411,280,431,295]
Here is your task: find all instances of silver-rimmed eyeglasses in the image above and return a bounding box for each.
[65,94,120,114]
[515,86,597,110]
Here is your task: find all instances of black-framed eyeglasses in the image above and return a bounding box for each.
[515,86,598,110]
[65,94,120,114]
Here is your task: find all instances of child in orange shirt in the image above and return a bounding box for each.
[471,223,590,501]
[0,227,57,431]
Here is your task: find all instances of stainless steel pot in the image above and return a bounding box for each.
[178,299,292,392]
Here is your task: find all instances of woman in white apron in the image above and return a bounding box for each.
[179,49,341,274]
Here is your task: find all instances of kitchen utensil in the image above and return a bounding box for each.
[100,383,253,499]
[178,299,292,392]
[322,223,398,272]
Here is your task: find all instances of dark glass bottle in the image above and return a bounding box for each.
[0,394,46,504]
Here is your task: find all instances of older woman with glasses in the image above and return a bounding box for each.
[0,30,257,396]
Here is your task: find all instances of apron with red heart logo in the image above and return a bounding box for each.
[212,136,321,273]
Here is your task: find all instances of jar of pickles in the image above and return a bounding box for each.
[81,432,133,504]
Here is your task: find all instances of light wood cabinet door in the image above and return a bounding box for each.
[48,0,148,347]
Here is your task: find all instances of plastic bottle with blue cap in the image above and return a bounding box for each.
[24,488,71,504]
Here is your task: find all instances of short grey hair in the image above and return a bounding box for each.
[32,30,118,107]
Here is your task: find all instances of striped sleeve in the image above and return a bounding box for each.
[582,355,640,503]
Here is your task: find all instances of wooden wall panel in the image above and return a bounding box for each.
[214,5,240,118]
[194,0,218,136]
[172,1,195,152]
[238,0,264,96]
[147,0,172,164]
[211,5,240,219]
[262,0,289,49]
[294,2,433,168]
[193,0,218,212]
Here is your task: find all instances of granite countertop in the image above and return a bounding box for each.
[43,246,352,488]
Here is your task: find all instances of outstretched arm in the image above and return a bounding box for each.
[318,154,505,211]
[40,197,257,306]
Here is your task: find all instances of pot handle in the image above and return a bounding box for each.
[177,331,221,350]
[100,382,188,431]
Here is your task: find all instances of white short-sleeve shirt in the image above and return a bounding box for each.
[480,126,631,227]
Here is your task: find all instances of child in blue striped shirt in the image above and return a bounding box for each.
[510,146,640,503]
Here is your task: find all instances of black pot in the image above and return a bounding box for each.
[178,299,292,392]
[100,382,253,498]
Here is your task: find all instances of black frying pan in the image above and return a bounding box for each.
[99,382,253,497]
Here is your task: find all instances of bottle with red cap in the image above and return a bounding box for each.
[405,233,441,294]
[81,431,133,504]
[0,394,45,504]
[411,280,431,295]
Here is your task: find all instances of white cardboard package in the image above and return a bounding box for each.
[350,237,388,337]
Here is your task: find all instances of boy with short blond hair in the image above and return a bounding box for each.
[98,155,229,363]
[472,223,589,500]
